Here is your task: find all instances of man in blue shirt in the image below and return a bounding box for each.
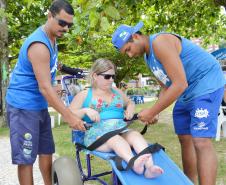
[112,22,225,185]
[6,1,85,185]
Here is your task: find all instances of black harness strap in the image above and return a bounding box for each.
[76,125,128,151]
[76,113,148,151]
[75,117,164,172]
[124,113,148,135]
[140,125,148,135]
[111,143,164,171]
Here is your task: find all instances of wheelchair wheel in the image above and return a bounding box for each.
[52,156,83,185]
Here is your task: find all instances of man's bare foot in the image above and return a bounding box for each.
[133,154,149,174]
[144,165,164,178]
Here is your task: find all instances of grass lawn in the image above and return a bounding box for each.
[0,126,9,137]
[52,101,226,185]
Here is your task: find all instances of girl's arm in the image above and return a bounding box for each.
[69,90,100,122]
[114,87,135,120]
[68,90,88,118]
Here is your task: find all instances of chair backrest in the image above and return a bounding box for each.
[218,106,226,120]
[72,130,85,144]
[61,75,84,105]
[61,75,86,144]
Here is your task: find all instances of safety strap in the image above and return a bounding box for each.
[140,125,148,135]
[111,143,165,171]
[76,125,128,151]
[76,114,148,151]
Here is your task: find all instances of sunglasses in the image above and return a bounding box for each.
[98,74,116,80]
[54,17,73,28]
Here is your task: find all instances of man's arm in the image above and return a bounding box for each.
[138,34,188,122]
[152,34,188,113]
[28,43,85,131]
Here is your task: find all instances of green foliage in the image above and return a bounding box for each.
[6,0,51,67]
[219,40,226,48]
[214,0,226,7]
[0,127,9,137]
[104,5,120,20]
[126,87,157,96]
[6,0,226,81]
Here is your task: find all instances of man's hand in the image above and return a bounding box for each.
[63,109,86,131]
[138,108,159,125]
[147,115,159,125]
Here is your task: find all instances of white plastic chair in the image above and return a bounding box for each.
[216,106,226,141]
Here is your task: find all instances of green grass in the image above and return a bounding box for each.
[0,102,225,184]
[0,126,9,137]
[52,102,226,185]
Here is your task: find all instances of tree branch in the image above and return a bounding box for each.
[214,0,226,7]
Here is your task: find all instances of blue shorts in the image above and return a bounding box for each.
[6,103,55,165]
[173,87,224,138]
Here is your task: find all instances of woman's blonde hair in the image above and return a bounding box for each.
[89,58,116,87]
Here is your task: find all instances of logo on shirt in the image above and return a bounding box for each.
[50,55,58,74]
[152,66,170,85]
[195,108,209,118]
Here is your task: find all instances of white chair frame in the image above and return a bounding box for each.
[216,106,226,141]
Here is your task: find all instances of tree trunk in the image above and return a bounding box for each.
[0,0,8,127]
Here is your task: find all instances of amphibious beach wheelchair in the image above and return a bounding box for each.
[52,72,193,185]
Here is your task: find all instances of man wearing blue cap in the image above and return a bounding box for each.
[112,22,225,185]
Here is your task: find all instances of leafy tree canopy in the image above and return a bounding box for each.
[4,0,226,84]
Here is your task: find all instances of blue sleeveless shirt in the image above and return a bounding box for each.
[145,33,225,102]
[6,26,58,110]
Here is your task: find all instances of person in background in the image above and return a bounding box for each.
[69,58,163,178]
[5,1,85,185]
[112,22,225,185]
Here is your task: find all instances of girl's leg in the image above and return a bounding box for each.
[96,134,147,175]
[122,130,149,153]
[122,130,163,178]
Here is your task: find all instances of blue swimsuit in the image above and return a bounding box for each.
[82,88,127,146]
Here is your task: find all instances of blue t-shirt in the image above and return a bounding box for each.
[145,33,225,102]
[6,26,58,110]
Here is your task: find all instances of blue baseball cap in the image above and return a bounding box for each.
[112,21,144,50]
